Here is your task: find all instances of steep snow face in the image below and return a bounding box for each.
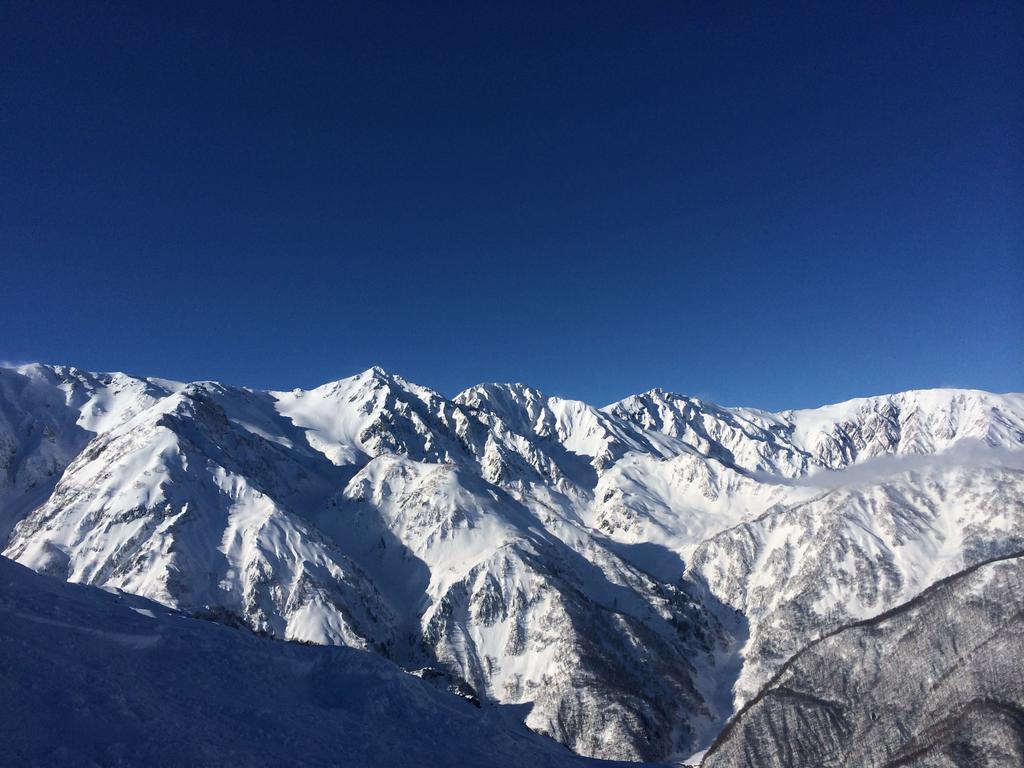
[593,387,1024,563]
[0,365,179,539]
[589,450,801,555]
[5,385,395,650]
[456,382,683,477]
[607,387,1024,477]
[422,540,719,762]
[2,363,1023,764]
[334,456,523,601]
[325,453,733,762]
[605,389,810,477]
[0,555,617,768]
[782,388,1024,469]
[701,552,1024,768]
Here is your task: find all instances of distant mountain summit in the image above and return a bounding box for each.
[2,362,1022,763]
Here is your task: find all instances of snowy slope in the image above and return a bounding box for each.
[4,383,396,649]
[0,554,626,768]
[0,364,180,540]
[2,363,1022,763]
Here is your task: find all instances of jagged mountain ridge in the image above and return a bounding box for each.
[2,362,1022,763]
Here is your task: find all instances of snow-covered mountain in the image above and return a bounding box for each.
[2,362,1022,764]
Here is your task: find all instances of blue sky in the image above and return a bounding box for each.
[1,1,1020,409]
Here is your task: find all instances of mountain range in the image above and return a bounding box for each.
[2,362,1022,765]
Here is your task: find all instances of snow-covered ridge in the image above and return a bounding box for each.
[1,362,1021,763]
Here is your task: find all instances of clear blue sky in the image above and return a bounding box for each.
[2,1,1021,409]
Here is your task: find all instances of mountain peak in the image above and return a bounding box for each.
[360,364,392,380]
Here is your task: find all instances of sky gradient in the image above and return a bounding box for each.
[2,1,1021,409]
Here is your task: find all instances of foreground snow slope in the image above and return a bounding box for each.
[2,362,1022,762]
[0,555,627,768]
